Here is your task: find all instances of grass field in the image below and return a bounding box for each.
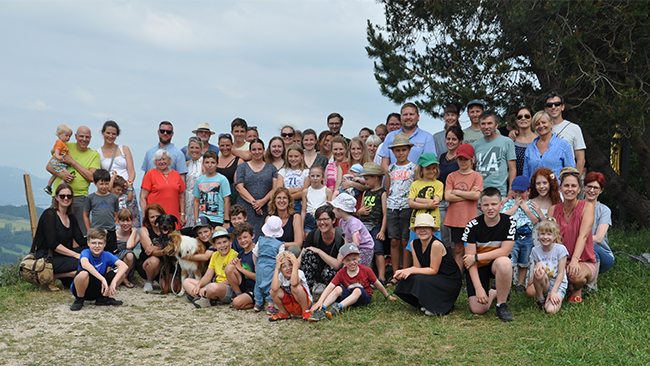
[0,218,31,232]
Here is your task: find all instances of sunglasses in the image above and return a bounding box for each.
[545,102,563,108]
[189,136,202,143]
[219,133,232,139]
[159,129,173,135]
[247,126,258,131]
[58,194,73,199]
[516,114,531,120]
[281,132,295,138]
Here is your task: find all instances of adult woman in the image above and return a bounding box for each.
[438,126,464,249]
[278,144,310,213]
[325,136,349,191]
[317,131,333,161]
[268,187,304,248]
[99,120,140,226]
[548,167,596,302]
[136,203,166,293]
[584,172,614,274]
[264,136,286,170]
[523,111,575,179]
[302,129,328,170]
[394,214,462,315]
[359,127,374,142]
[512,107,537,176]
[433,103,462,157]
[280,126,296,150]
[366,135,382,163]
[300,205,344,292]
[140,149,186,228]
[236,138,278,235]
[184,137,203,228]
[216,133,243,205]
[30,183,87,291]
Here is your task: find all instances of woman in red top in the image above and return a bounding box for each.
[140,149,186,228]
[547,167,596,303]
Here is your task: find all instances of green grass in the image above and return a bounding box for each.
[0,218,31,231]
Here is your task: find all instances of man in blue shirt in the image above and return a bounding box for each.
[180,122,220,161]
[141,121,189,180]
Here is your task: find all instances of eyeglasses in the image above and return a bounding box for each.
[545,102,562,108]
[328,122,342,126]
[316,217,331,223]
[159,129,173,135]
[248,126,258,131]
[58,194,73,199]
[585,185,601,191]
[281,133,295,138]
[516,114,531,120]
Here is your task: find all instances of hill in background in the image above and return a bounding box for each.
[0,205,43,265]
[0,166,52,207]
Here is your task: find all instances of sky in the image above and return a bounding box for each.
[0,0,454,191]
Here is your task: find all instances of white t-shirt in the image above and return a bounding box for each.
[278,269,313,302]
[553,120,586,159]
[278,167,309,190]
[530,243,569,291]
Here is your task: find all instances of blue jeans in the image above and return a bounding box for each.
[594,244,615,274]
[511,234,533,267]
[304,213,316,233]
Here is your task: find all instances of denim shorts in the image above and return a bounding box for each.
[304,213,316,233]
[338,285,372,307]
[511,234,534,267]
[386,208,412,240]
[369,225,385,255]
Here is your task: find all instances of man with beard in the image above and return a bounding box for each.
[141,121,188,179]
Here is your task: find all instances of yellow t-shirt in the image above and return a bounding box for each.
[208,249,238,283]
[408,179,444,228]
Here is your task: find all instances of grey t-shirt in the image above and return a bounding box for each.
[593,202,613,258]
[84,192,119,230]
[386,162,415,210]
[473,135,516,197]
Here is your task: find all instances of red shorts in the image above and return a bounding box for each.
[281,285,311,315]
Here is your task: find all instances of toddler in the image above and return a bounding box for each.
[44,124,73,195]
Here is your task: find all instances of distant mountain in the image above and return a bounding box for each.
[0,166,52,207]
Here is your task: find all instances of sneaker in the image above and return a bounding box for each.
[44,186,52,195]
[516,284,526,293]
[193,296,212,309]
[269,312,291,322]
[70,298,84,311]
[253,303,264,312]
[326,302,343,319]
[424,310,437,316]
[302,309,311,321]
[496,303,514,322]
[95,297,123,306]
[185,293,195,303]
[308,308,328,322]
[535,298,545,312]
[143,281,154,293]
[266,303,279,315]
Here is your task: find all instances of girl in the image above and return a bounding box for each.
[302,128,329,170]
[526,218,568,314]
[115,208,138,288]
[326,137,349,191]
[264,137,286,170]
[278,144,310,214]
[408,153,444,251]
[317,130,333,161]
[329,193,374,267]
[301,165,333,234]
[529,168,562,246]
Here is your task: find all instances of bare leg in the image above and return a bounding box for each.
[72,271,90,298]
[291,284,311,311]
[225,264,242,295]
[375,254,386,281]
[390,238,401,271]
[568,263,592,298]
[143,256,161,282]
[271,288,288,314]
[122,253,134,287]
[401,238,411,268]
[338,288,362,308]
[516,266,527,286]
[493,257,513,304]
[453,242,465,272]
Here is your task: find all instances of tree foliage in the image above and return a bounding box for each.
[367,0,650,225]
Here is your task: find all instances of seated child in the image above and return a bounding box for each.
[181,217,217,263]
[253,216,286,314]
[227,205,258,253]
[115,209,138,288]
[225,222,257,310]
[70,227,128,311]
[308,243,395,322]
[45,124,73,195]
[269,250,313,321]
[183,227,238,308]
[333,163,365,198]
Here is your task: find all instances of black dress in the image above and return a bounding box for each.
[31,208,87,274]
[394,239,462,315]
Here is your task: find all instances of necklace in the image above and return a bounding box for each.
[158,169,170,184]
[563,201,577,220]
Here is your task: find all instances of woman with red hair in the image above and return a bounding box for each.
[584,171,614,274]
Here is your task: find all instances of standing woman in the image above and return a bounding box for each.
[302,129,328,170]
[438,126,464,249]
[236,138,279,235]
[184,136,204,228]
[584,172,614,274]
[326,137,349,192]
[548,167,596,303]
[523,111,575,179]
[433,103,462,157]
[512,107,537,176]
[342,137,370,205]
[99,120,140,227]
[366,135,382,163]
[317,131,333,162]
[264,136,286,170]
[216,133,243,205]
[267,187,304,249]
[140,149,186,228]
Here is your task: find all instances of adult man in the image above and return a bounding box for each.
[326,112,350,144]
[473,111,516,198]
[141,121,188,178]
[545,92,586,176]
[180,122,219,160]
[46,126,101,235]
[463,99,488,145]
[378,103,436,173]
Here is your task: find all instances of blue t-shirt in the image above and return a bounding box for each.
[193,173,231,224]
[70,249,119,292]
[238,250,256,291]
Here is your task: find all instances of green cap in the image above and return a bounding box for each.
[417,153,439,167]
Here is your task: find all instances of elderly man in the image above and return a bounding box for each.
[141,121,188,178]
[46,126,101,235]
[181,122,220,160]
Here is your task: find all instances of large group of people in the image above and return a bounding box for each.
[30,91,614,322]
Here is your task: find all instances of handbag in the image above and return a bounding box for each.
[20,250,54,286]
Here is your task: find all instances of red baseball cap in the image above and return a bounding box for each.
[457,144,475,159]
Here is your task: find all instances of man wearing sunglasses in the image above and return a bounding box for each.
[544,92,586,176]
[141,121,188,179]
[181,122,220,161]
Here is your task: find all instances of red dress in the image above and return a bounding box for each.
[141,168,186,227]
[552,200,596,263]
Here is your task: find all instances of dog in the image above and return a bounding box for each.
[163,234,208,296]
[153,215,183,294]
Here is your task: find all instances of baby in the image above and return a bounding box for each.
[334,163,366,198]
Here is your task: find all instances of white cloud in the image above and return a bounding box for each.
[28,99,52,111]
[73,88,95,105]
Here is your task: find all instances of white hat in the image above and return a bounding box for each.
[262,216,284,239]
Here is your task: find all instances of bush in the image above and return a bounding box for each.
[0,259,22,288]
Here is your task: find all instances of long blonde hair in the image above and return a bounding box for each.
[538,217,562,244]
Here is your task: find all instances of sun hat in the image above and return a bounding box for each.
[192,122,215,135]
[389,133,414,149]
[212,226,234,240]
[262,216,284,239]
[456,144,475,159]
[329,193,357,213]
[417,153,439,167]
[409,213,439,232]
[467,99,487,109]
[193,217,212,232]
[339,243,360,259]
[349,164,364,174]
[511,175,530,191]
[360,162,383,176]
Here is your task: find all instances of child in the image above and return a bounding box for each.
[269,250,313,321]
[333,163,365,199]
[526,218,568,314]
[184,227,238,308]
[308,243,395,321]
[225,222,257,310]
[386,133,415,284]
[110,173,137,230]
[84,169,119,254]
[115,209,138,288]
[444,144,483,270]
[70,227,128,311]
[183,217,217,263]
[229,118,252,161]
[408,153,444,249]
[45,124,73,195]
[193,150,231,227]
[227,205,258,253]
[253,216,286,314]
[278,144,309,214]
[358,162,387,282]
[330,193,375,267]
[301,165,333,234]
[529,168,562,246]
[501,175,539,291]
[462,187,517,322]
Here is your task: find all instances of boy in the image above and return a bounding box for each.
[462,187,517,322]
[184,227,238,308]
[45,124,73,195]
[444,144,483,270]
[308,243,395,321]
[501,175,539,291]
[70,227,128,311]
[84,169,120,254]
[358,162,388,282]
[227,205,258,253]
[386,133,415,283]
[182,217,217,263]
[269,250,312,321]
[225,222,257,310]
[253,216,286,314]
[115,209,138,288]
[193,150,231,227]
[228,117,252,161]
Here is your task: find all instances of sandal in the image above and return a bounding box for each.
[123,281,135,288]
[46,283,60,292]
[386,278,399,287]
[569,296,583,303]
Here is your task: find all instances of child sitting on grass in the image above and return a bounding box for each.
[225,222,257,310]
[308,243,395,322]
[227,205,258,253]
[269,250,313,321]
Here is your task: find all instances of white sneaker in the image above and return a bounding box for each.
[143,281,154,293]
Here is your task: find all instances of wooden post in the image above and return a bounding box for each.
[23,174,39,238]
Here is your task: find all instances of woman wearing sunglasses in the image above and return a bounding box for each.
[281,126,296,151]
[511,107,537,176]
[523,111,575,180]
